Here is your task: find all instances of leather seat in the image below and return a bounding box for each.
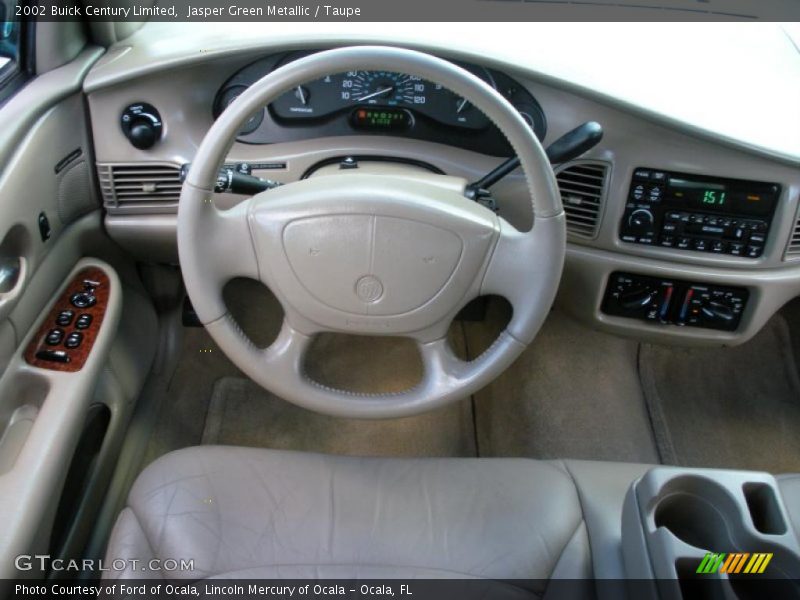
[104,446,654,587]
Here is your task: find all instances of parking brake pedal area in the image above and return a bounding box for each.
[24,268,109,372]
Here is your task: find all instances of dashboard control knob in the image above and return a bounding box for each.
[619,287,655,309]
[121,103,163,150]
[628,208,654,230]
[129,121,157,149]
[701,301,735,322]
[70,292,97,309]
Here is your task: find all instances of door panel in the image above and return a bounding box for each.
[0,93,99,331]
[0,33,158,581]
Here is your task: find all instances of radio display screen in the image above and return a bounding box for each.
[665,174,779,217]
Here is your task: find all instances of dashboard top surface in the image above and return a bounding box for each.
[85,22,800,165]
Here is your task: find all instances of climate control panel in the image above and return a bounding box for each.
[602,272,748,332]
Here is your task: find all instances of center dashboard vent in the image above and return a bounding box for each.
[556,161,610,239]
[98,163,182,214]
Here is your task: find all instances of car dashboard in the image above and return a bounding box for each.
[84,36,800,347]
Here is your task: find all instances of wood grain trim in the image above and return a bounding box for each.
[24,267,110,372]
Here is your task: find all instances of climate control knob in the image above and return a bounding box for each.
[121,103,163,150]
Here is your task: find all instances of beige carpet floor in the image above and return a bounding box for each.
[640,313,800,473]
[465,303,661,463]
[142,281,800,474]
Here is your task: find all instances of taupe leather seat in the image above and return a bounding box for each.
[104,446,655,586]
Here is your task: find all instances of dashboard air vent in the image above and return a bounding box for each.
[556,161,609,239]
[98,163,182,214]
[785,202,800,260]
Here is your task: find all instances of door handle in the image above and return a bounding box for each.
[0,257,22,294]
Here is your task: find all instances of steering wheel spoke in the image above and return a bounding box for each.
[481,215,566,345]
[178,184,259,323]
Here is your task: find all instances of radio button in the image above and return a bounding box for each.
[693,239,709,251]
[633,168,652,180]
[729,243,745,256]
[662,223,678,233]
[637,237,655,245]
[648,185,663,202]
[660,236,675,247]
[632,184,646,200]
[690,214,704,224]
[749,233,766,244]
[711,241,727,253]
[677,237,692,249]
[667,211,682,221]
[746,245,763,258]
[701,225,725,235]
[651,171,667,182]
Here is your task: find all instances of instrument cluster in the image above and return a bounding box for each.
[214,51,547,156]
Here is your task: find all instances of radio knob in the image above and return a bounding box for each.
[628,208,654,230]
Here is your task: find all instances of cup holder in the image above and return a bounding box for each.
[652,475,742,552]
[655,492,735,551]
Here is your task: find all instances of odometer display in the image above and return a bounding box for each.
[351,107,412,130]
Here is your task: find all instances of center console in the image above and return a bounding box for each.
[622,467,800,599]
[620,168,780,258]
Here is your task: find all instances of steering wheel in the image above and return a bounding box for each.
[178,46,565,418]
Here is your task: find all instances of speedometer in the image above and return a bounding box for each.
[343,71,426,107]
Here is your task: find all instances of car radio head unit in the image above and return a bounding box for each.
[620,168,780,258]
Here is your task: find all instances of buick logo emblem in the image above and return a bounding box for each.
[355,275,384,303]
